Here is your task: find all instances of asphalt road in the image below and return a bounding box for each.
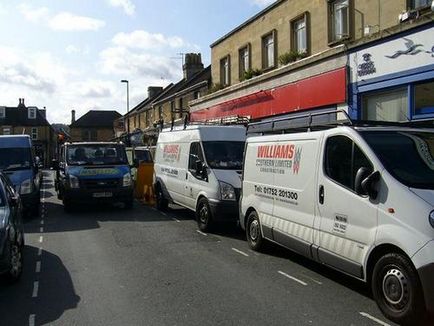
[0,170,402,326]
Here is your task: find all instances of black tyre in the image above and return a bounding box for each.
[196,198,213,232]
[155,184,168,211]
[124,199,133,210]
[372,252,425,325]
[246,211,264,251]
[31,201,40,217]
[4,239,23,283]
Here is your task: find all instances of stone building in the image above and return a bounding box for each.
[69,110,122,142]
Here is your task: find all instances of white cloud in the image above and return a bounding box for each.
[76,80,114,98]
[48,12,105,31]
[18,4,105,32]
[109,0,135,16]
[66,45,90,55]
[250,0,276,7]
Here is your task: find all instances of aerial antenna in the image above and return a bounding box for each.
[170,52,185,69]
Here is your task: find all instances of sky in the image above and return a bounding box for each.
[0,0,275,124]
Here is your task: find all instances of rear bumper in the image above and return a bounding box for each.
[64,187,133,204]
[208,199,239,221]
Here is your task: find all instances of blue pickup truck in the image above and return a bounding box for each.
[53,142,133,212]
[0,135,41,216]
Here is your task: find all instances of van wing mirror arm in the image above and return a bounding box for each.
[361,171,380,200]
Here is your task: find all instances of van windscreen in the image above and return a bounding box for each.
[66,144,127,166]
[362,131,434,189]
[202,141,244,170]
[0,148,32,171]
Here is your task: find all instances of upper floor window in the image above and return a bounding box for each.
[220,55,231,86]
[194,91,201,100]
[31,127,38,140]
[0,107,5,119]
[291,13,309,55]
[262,31,276,69]
[28,107,37,119]
[239,44,251,80]
[329,0,350,43]
[82,129,97,141]
[408,0,431,9]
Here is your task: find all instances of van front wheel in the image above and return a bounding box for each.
[196,198,212,232]
[372,252,425,325]
[246,211,263,251]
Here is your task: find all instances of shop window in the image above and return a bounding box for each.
[362,87,409,122]
[0,107,5,118]
[31,128,38,140]
[408,0,431,9]
[291,13,309,55]
[2,127,11,135]
[328,0,351,43]
[262,31,277,69]
[238,44,251,80]
[414,81,434,116]
[220,55,231,86]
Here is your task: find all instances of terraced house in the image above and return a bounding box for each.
[189,0,434,124]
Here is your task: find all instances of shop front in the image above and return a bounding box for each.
[349,23,434,122]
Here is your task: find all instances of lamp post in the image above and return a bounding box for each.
[120,79,129,141]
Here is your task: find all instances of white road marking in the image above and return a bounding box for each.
[40,220,44,225]
[36,261,41,273]
[38,247,42,256]
[29,314,35,326]
[278,271,308,286]
[32,281,39,297]
[172,217,181,223]
[161,212,167,217]
[301,274,323,285]
[39,227,43,233]
[359,312,391,326]
[196,230,207,236]
[151,207,157,211]
[39,236,43,243]
[232,248,249,257]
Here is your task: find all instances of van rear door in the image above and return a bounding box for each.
[316,133,378,278]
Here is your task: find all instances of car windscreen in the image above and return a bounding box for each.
[0,148,32,171]
[361,130,434,189]
[202,141,245,170]
[66,144,128,166]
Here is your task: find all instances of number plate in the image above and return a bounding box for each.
[92,192,113,198]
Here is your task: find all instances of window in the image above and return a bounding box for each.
[0,107,5,118]
[28,107,37,119]
[194,91,201,100]
[239,44,251,79]
[158,106,163,119]
[362,87,409,122]
[262,31,276,69]
[82,129,97,141]
[2,127,11,135]
[291,13,309,54]
[188,142,205,173]
[408,0,431,9]
[325,135,373,192]
[329,0,350,43]
[220,55,230,86]
[414,80,434,116]
[31,127,38,140]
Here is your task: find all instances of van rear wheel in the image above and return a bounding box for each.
[155,184,168,211]
[196,198,212,232]
[372,252,425,325]
[246,211,263,251]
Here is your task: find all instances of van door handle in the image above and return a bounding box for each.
[319,185,324,205]
[185,173,188,180]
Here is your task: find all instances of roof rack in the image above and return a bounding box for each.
[247,110,352,134]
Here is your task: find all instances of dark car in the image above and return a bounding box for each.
[0,172,24,282]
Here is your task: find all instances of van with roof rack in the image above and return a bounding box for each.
[154,123,246,231]
[240,110,434,324]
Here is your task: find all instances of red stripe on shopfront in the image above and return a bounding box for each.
[190,67,346,121]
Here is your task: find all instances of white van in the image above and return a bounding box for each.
[154,125,246,231]
[240,112,434,324]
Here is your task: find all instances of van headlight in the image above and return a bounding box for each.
[429,211,434,229]
[69,175,80,189]
[219,181,236,201]
[123,173,132,187]
[20,179,33,195]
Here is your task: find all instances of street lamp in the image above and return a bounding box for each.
[120,79,129,138]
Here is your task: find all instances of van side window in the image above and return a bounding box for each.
[188,142,204,171]
[325,136,373,192]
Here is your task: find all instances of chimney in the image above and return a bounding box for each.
[18,98,26,108]
[183,53,204,80]
[71,110,76,124]
[148,86,163,100]
[40,106,46,119]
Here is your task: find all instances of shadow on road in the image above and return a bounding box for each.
[0,246,80,325]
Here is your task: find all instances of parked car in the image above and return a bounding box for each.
[154,125,246,231]
[53,142,134,211]
[0,135,41,216]
[0,172,24,283]
[240,111,434,324]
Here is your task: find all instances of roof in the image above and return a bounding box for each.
[126,84,174,116]
[0,106,50,127]
[70,110,122,128]
[210,0,285,48]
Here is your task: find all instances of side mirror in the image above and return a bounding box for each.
[355,167,380,199]
[51,159,59,170]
